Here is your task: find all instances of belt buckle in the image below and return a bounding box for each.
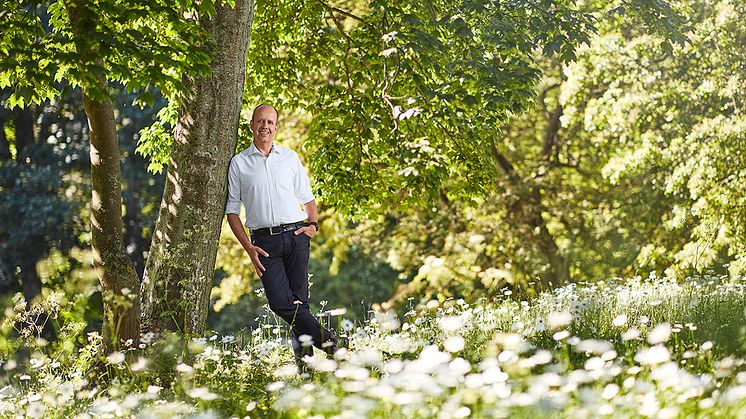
[269,225,282,235]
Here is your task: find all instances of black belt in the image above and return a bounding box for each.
[250,221,306,237]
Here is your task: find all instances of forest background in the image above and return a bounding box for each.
[0,0,743,342]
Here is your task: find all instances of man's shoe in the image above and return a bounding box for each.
[323,335,350,359]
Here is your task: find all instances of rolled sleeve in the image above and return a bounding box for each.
[294,155,315,204]
[225,157,242,215]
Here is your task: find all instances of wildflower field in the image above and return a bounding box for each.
[2,274,746,418]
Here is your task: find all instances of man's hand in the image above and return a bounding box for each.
[299,201,319,238]
[246,244,269,276]
[294,225,317,238]
[227,214,269,277]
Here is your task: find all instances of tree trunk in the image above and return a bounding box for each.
[66,0,141,351]
[0,110,11,160]
[13,107,34,162]
[20,240,44,303]
[489,141,570,289]
[525,201,570,288]
[82,92,141,350]
[140,0,255,335]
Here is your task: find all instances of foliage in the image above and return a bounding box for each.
[1,274,746,417]
[561,0,746,275]
[0,90,89,298]
[240,0,684,218]
[0,0,212,106]
[293,0,744,298]
[134,99,179,174]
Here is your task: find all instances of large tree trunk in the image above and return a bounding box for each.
[140,0,255,335]
[66,0,141,351]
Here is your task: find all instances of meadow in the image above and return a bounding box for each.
[2,273,745,418]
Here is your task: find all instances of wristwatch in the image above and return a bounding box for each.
[308,221,319,232]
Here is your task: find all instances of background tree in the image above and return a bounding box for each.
[0,89,88,304]
[561,0,746,276]
[0,0,240,349]
[252,0,681,286]
[333,0,745,304]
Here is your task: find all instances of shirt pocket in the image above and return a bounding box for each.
[275,165,296,193]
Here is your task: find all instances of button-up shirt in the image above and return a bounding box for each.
[225,142,315,229]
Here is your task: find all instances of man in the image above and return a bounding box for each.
[225,104,339,368]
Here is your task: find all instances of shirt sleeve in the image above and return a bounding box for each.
[294,153,315,204]
[225,156,242,215]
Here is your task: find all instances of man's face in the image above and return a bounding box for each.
[250,106,278,143]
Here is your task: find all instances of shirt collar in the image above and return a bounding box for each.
[246,142,283,156]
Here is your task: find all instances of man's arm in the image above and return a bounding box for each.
[294,199,318,237]
[225,157,269,276]
[292,151,318,237]
[227,214,269,276]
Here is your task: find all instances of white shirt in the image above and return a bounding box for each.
[225,142,315,229]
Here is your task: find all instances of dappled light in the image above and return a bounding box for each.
[1,0,744,417]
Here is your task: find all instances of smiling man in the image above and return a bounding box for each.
[225,104,340,371]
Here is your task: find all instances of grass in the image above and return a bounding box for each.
[1,273,745,418]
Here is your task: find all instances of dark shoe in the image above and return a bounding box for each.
[323,335,350,359]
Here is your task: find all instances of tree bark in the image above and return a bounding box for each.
[141,0,255,335]
[65,0,140,351]
[82,93,141,349]
[542,105,562,159]
[489,141,570,289]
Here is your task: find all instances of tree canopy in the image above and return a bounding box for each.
[5,0,726,343]
[235,0,685,217]
[0,0,214,106]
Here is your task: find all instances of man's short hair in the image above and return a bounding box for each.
[251,104,279,122]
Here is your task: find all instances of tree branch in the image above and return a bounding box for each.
[548,160,589,176]
[320,3,372,56]
[315,0,379,35]
[537,82,560,116]
[542,104,562,158]
[489,140,520,185]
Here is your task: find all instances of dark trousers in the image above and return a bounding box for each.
[252,230,337,352]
